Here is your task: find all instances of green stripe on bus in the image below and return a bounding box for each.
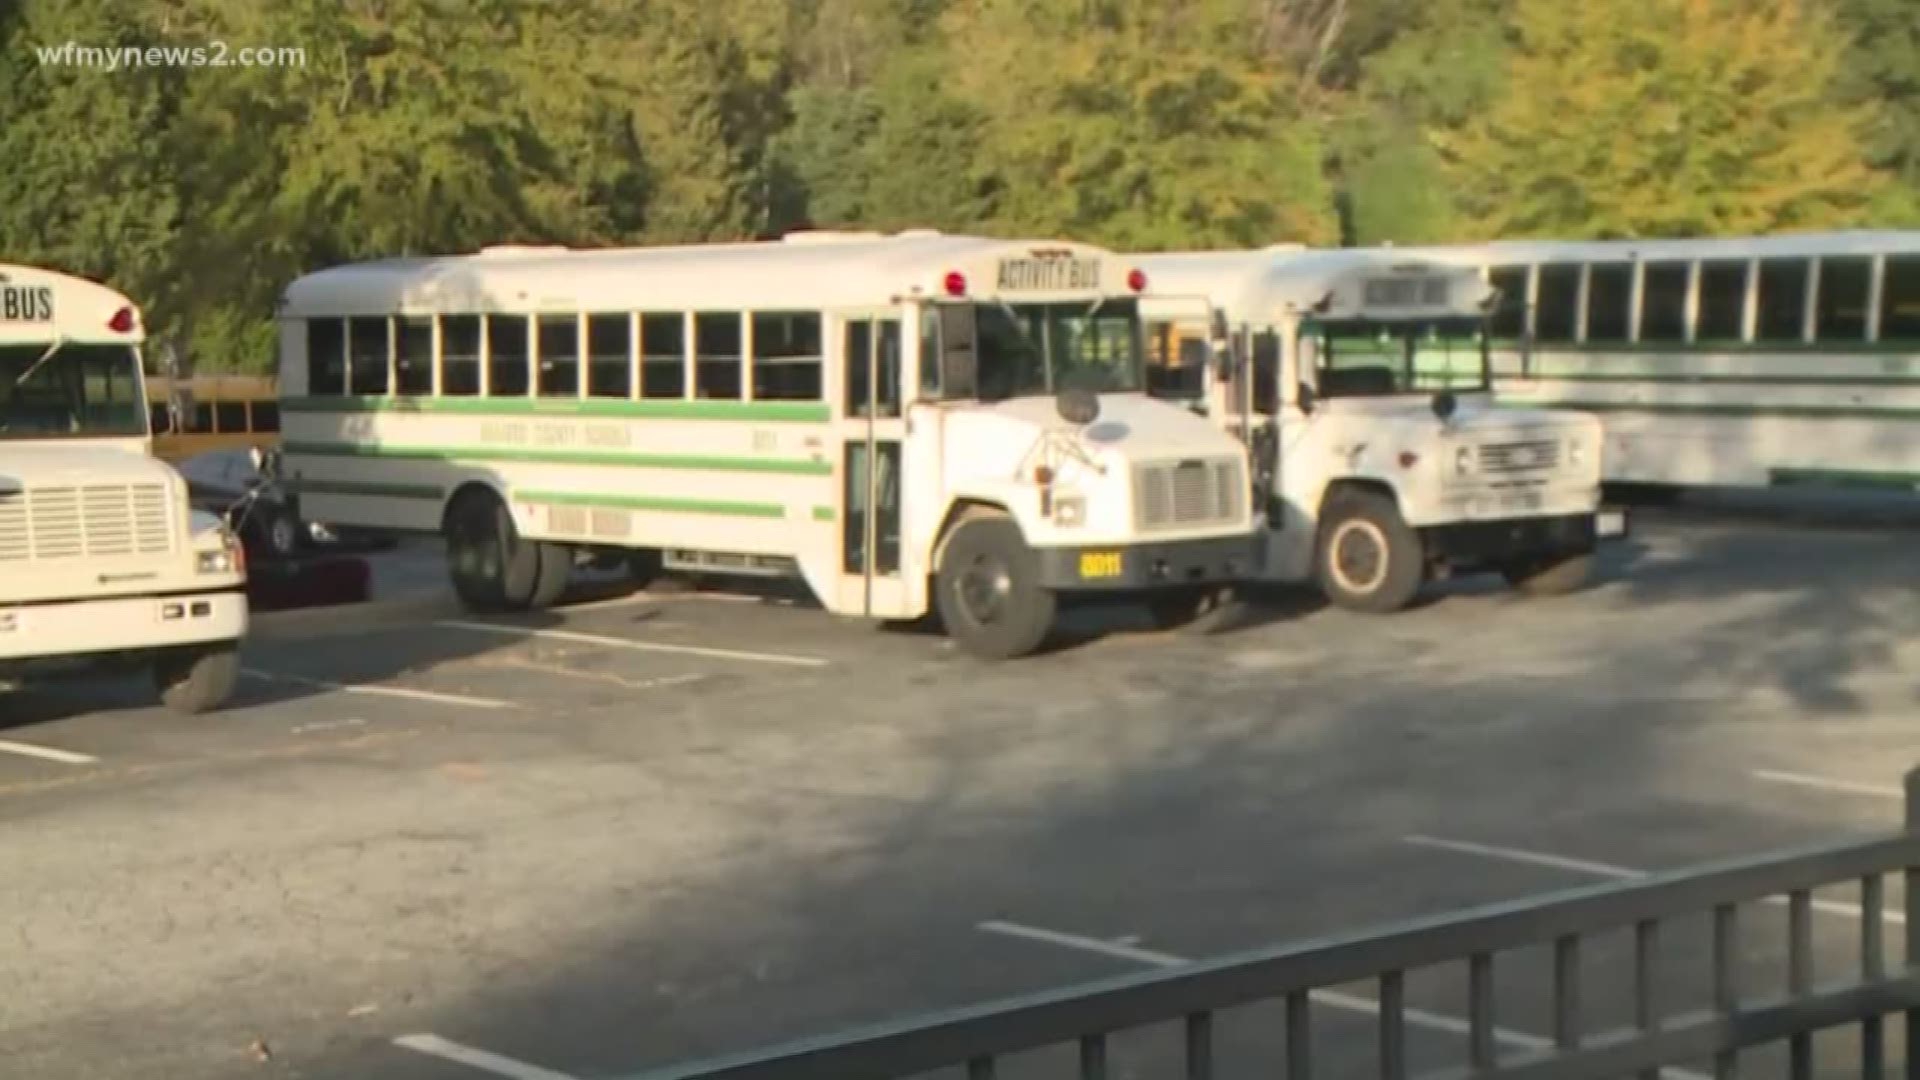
[280,396,832,423]
[517,488,786,519]
[1490,339,1920,355]
[811,506,834,521]
[1769,468,1920,491]
[288,479,443,500]
[283,440,831,476]
[1500,373,1920,387]
[1497,399,1920,421]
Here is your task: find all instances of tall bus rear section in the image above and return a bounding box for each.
[1137,249,1627,613]
[276,232,1262,660]
[0,264,248,714]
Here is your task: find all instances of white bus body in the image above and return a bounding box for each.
[276,232,1259,658]
[1137,249,1622,611]
[0,264,247,713]
[1373,231,1920,493]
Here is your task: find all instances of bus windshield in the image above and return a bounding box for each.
[1306,317,1490,398]
[0,343,147,439]
[975,299,1144,402]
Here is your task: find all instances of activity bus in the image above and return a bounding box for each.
[1372,231,1920,494]
[0,263,247,713]
[1134,248,1625,612]
[147,373,280,463]
[274,231,1261,659]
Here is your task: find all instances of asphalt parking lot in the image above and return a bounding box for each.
[3,498,1919,1080]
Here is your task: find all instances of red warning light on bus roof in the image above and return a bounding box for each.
[107,306,136,333]
[943,271,967,297]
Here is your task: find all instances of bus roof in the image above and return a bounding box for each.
[1135,248,1492,325]
[280,232,1147,316]
[0,263,143,345]
[1382,229,1920,267]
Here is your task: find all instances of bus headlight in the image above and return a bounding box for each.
[1053,494,1087,527]
[1454,446,1474,477]
[1567,437,1585,469]
[197,548,237,574]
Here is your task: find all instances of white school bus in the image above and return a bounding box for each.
[276,232,1259,658]
[1136,249,1625,611]
[0,264,247,712]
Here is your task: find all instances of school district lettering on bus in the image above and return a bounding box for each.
[33,41,306,71]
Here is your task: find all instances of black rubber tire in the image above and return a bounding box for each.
[933,516,1056,660]
[1502,551,1595,597]
[153,641,240,714]
[1144,586,1238,632]
[445,490,539,612]
[528,542,573,609]
[1314,490,1424,613]
[627,548,664,589]
[257,506,302,561]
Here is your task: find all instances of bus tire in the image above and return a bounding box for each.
[1145,586,1237,633]
[627,548,663,590]
[1502,551,1594,598]
[153,641,239,715]
[528,542,573,609]
[934,517,1055,660]
[445,490,539,612]
[1315,490,1423,613]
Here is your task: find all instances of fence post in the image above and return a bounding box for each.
[1904,767,1920,1080]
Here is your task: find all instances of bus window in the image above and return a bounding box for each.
[1487,266,1528,340]
[395,316,434,395]
[442,315,481,396]
[189,402,215,434]
[1815,256,1871,341]
[149,403,168,433]
[1882,256,1920,341]
[641,313,686,399]
[487,315,530,396]
[307,318,347,395]
[1251,331,1279,415]
[695,312,742,400]
[215,401,246,433]
[1755,259,1809,343]
[918,308,943,398]
[348,316,390,394]
[750,312,823,401]
[537,314,580,397]
[252,401,280,433]
[1535,264,1580,343]
[1585,264,1632,343]
[587,314,631,398]
[1639,262,1689,343]
[1696,261,1748,342]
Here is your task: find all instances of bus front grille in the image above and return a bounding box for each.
[0,484,172,562]
[1134,458,1244,533]
[1477,439,1561,474]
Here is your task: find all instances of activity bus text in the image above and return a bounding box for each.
[1135,248,1624,612]
[0,263,247,713]
[275,231,1261,658]
[1374,230,1920,494]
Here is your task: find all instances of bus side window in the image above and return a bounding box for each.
[1696,261,1748,342]
[1585,263,1632,343]
[189,402,215,434]
[487,315,530,396]
[695,312,742,400]
[441,315,481,396]
[1755,258,1810,343]
[307,318,347,395]
[215,401,247,433]
[1815,256,1872,342]
[537,314,580,398]
[1486,266,1529,341]
[1250,331,1279,415]
[347,316,390,395]
[395,316,434,395]
[1883,256,1920,342]
[251,401,280,433]
[1534,264,1580,343]
[918,308,943,399]
[641,313,686,399]
[1639,262,1690,343]
[148,403,169,434]
[587,313,631,399]
[750,311,822,401]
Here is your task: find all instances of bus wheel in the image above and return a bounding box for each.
[1502,552,1594,598]
[153,641,239,714]
[934,517,1056,660]
[529,543,573,609]
[1145,586,1237,632]
[1315,490,1423,613]
[445,491,539,612]
[627,548,663,590]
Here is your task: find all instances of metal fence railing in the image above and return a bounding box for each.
[627,768,1920,1080]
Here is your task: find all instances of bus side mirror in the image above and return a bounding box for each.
[938,305,977,399]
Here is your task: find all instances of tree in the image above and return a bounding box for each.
[1829,0,1920,222]
[1439,0,1893,239]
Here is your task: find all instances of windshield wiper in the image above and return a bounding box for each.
[12,337,65,387]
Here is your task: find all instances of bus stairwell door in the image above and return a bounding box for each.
[835,316,906,617]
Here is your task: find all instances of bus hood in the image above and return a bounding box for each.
[975,393,1238,462]
[0,444,184,492]
[1320,394,1599,437]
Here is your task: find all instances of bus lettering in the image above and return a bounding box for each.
[479,421,528,445]
[0,285,54,322]
[996,257,1101,292]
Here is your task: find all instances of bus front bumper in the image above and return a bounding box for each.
[1423,509,1627,568]
[1035,534,1263,592]
[0,590,247,662]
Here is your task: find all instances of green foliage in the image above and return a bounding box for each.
[0,0,1914,372]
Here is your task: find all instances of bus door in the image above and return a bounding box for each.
[832,312,907,617]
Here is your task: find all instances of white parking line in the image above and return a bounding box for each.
[1753,769,1903,801]
[0,738,96,765]
[394,1033,577,1080]
[437,620,829,668]
[242,668,513,710]
[1403,834,1903,924]
[976,920,1708,1080]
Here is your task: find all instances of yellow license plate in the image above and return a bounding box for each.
[1078,551,1124,579]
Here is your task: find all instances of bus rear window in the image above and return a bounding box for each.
[307,319,346,395]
